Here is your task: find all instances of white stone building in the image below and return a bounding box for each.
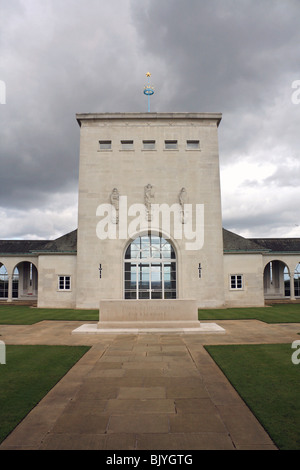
[0,113,299,310]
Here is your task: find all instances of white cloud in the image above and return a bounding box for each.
[0,191,78,240]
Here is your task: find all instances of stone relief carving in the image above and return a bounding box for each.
[110,188,119,224]
[144,183,154,221]
[179,187,187,224]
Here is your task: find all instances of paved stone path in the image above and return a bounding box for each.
[1,319,299,450]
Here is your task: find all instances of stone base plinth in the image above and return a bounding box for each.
[72,299,226,334]
[98,299,199,329]
[72,322,226,335]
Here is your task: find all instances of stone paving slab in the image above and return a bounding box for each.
[1,320,299,450]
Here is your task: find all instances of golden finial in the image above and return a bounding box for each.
[144,72,154,112]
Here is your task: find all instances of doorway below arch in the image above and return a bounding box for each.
[294,263,300,298]
[13,262,38,300]
[124,234,176,300]
[263,260,290,300]
[0,263,8,298]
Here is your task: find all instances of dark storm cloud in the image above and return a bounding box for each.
[0,0,139,214]
[0,0,300,239]
[131,0,300,108]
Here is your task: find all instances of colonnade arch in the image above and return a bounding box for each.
[0,263,8,298]
[263,259,300,300]
[0,260,38,301]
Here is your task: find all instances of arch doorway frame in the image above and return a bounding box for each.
[0,263,9,298]
[293,262,300,298]
[12,261,38,300]
[123,232,177,300]
[263,259,291,300]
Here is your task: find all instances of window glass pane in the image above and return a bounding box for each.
[164,291,176,299]
[99,140,111,150]
[164,265,171,289]
[151,265,162,290]
[59,277,64,289]
[161,239,172,259]
[139,264,150,290]
[121,140,134,150]
[151,235,160,245]
[125,239,140,259]
[141,237,150,258]
[152,291,162,299]
[186,140,200,149]
[151,236,161,258]
[125,291,136,299]
[125,280,133,290]
[171,262,176,276]
[130,266,137,288]
[0,266,8,298]
[165,140,178,150]
[124,246,131,259]
[161,245,171,259]
[139,291,150,299]
[143,140,155,150]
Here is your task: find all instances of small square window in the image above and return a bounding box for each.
[143,140,156,150]
[230,275,243,290]
[99,140,112,150]
[58,275,71,291]
[164,140,178,150]
[186,140,200,150]
[121,140,134,150]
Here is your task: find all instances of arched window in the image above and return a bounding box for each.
[124,234,176,299]
[0,264,8,298]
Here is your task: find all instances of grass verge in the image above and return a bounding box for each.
[0,303,299,325]
[0,305,98,325]
[0,345,90,444]
[205,343,300,450]
[198,303,300,323]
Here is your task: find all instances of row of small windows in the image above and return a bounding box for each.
[98,140,200,151]
[57,274,243,293]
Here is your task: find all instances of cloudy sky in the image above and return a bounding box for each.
[0,0,299,240]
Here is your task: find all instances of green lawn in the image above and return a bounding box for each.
[0,345,90,444]
[198,303,300,323]
[0,304,299,449]
[205,343,300,450]
[0,303,299,325]
[0,305,98,325]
